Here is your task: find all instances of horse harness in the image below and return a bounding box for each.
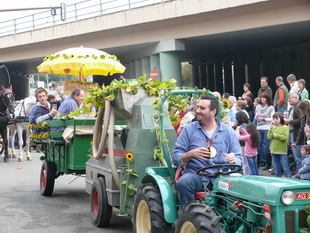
[14,99,30,122]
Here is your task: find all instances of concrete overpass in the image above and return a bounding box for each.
[0,0,309,99]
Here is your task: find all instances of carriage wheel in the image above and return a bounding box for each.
[40,160,56,196]
[90,177,112,227]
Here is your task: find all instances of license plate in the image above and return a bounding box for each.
[295,193,310,200]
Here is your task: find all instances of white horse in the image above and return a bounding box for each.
[8,96,36,161]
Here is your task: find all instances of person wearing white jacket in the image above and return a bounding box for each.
[255,92,275,170]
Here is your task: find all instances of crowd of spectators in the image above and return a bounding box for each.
[174,73,310,179]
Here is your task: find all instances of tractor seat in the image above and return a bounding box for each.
[175,166,209,200]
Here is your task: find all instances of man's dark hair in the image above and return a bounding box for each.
[200,95,219,115]
[260,92,272,106]
[47,94,56,101]
[222,92,230,99]
[71,88,82,98]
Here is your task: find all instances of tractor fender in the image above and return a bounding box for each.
[142,172,178,223]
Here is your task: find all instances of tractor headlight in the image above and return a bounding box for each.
[281,191,295,205]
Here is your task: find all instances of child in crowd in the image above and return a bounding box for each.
[293,145,310,180]
[235,111,250,175]
[267,112,292,178]
[236,123,260,175]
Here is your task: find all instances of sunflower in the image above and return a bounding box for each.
[222,99,230,109]
[125,152,134,160]
[151,98,158,105]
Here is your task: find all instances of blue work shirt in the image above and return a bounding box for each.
[52,96,79,132]
[173,120,242,182]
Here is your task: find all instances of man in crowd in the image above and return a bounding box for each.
[285,92,302,172]
[287,74,299,95]
[257,76,273,100]
[173,95,242,206]
[273,76,288,114]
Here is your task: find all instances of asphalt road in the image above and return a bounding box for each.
[0,151,132,233]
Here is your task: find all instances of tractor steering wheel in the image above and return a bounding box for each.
[196,164,242,177]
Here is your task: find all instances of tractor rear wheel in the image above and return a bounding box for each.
[175,200,224,233]
[133,183,172,233]
[90,177,112,227]
[40,160,56,196]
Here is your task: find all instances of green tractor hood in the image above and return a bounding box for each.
[213,176,310,206]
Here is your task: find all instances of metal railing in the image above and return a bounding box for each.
[0,0,170,37]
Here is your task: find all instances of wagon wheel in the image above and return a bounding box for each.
[40,160,56,196]
[175,201,224,233]
[90,177,112,227]
[132,183,172,233]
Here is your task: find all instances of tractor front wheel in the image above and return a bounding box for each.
[90,177,112,227]
[40,160,56,196]
[133,183,172,233]
[175,201,224,233]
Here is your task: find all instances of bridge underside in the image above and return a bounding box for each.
[0,0,309,99]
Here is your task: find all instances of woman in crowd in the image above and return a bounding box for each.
[297,79,309,101]
[267,112,291,178]
[255,93,275,170]
[236,123,260,175]
[239,83,254,100]
[293,100,310,148]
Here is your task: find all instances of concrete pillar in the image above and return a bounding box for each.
[129,61,135,79]
[150,54,160,79]
[141,57,150,77]
[123,63,129,78]
[159,51,181,86]
[135,59,142,78]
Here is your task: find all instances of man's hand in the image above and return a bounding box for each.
[181,147,211,163]
[223,153,236,164]
[50,108,57,116]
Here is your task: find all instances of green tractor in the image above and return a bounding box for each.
[86,89,310,233]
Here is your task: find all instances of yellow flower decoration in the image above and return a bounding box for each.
[157,131,167,137]
[222,99,230,110]
[151,98,158,105]
[125,152,134,161]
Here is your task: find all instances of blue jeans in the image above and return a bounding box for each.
[177,172,208,206]
[290,132,303,172]
[271,153,292,178]
[246,156,259,175]
[241,147,250,175]
[258,130,270,163]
